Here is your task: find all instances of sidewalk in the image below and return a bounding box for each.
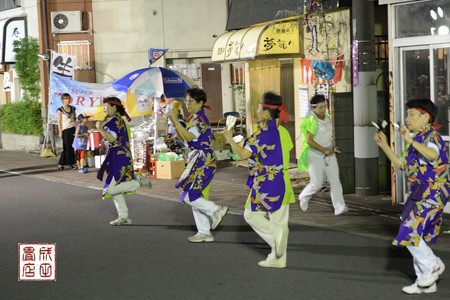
[1,149,449,250]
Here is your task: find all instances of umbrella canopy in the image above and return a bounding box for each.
[112,67,192,98]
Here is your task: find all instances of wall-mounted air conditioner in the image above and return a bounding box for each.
[51,11,82,34]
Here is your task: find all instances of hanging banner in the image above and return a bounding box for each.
[51,52,77,78]
[333,55,344,84]
[298,84,309,118]
[300,55,345,85]
[2,16,27,64]
[352,40,359,87]
[49,73,153,121]
[149,48,168,65]
[2,70,12,91]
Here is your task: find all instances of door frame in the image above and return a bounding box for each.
[395,43,450,203]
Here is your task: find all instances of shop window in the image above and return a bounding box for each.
[0,1,20,11]
[230,63,245,85]
[403,49,430,101]
[395,0,450,38]
[56,40,91,70]
[374,35,388,66]
[433,47,450,136]
[167,63,200,81]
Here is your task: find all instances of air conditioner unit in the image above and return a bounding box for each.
[51,11,82,33]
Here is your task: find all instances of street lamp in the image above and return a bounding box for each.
[37,53,49,61]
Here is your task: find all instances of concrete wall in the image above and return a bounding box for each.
[92,0,228,81]
[1,133,43,153]
[0,0,39,38]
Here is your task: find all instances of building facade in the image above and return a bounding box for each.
[0,0,39,105]
[380,0,450,212]
[0,1,228,116]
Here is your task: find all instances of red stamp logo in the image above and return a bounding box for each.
[18,243,56,281]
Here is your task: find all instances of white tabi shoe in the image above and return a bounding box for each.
[402,282,437,294]
[418,257,445,287]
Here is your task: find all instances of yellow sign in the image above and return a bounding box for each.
[258,21,300,55]
[212,20,301,62]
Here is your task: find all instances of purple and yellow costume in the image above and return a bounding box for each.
[394,124,450,247]
[244,119,295,211]
[179,109,217,202]
[97,115,135,197]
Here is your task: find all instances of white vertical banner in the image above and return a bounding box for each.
[298,84,309,118]
[51,52,77,79]
[3,71,11,91]
[2,17,27,63]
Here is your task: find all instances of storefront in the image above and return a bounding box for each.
[211,18,303,161]
[212,8,351,163]
[381,0,450,212]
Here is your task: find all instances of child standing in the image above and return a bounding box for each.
[73,114,90,173]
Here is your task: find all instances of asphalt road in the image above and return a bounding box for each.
[1,171,449,299]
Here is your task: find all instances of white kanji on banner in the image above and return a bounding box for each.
[51,52,77,78]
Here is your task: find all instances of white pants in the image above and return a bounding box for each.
[183,193,220,235]
[407,238,438,280]
[106,178,140,218]
[299,152,346,214]
[244,204,289,265]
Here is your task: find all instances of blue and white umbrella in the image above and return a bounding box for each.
[112,66,192,98]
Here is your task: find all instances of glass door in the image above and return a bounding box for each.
[432,47,450,137]
[400,45,450,137]
[397,45,450,204]
[402,48,431,102]
[401,45,450,137]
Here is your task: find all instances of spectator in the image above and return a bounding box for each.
[72,114,90,173]
[57,93,77,170]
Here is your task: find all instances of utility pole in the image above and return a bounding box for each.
[37,0,50,110]
[352,0,379,195]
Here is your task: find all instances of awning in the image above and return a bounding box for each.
[212,20,301,62]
